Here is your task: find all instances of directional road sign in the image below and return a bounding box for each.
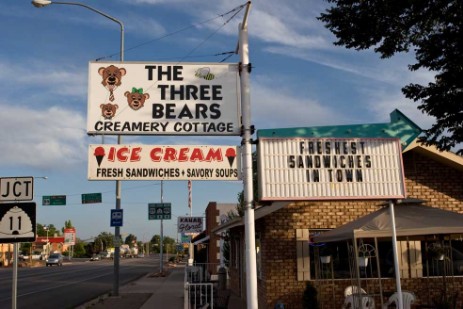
[42,195,66,206]
[82,193,102,204]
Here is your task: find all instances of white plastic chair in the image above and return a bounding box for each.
[344,285,367,297]
[343,294,375,309]
[382,291,415,309]
[343,286,374,309]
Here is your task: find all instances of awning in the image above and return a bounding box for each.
[314,202,463,243]
[193,235,210,245]
[212,202,289,234]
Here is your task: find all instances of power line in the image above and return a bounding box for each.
[96,2,248,62]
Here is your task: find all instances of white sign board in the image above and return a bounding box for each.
[87,62,241,136]
[64,228,76,245]
[0,177,34,202]
[88,144,241,181]
[258,138,406,200]
[178,216,203,234]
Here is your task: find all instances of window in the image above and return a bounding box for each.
[308,237,463,279]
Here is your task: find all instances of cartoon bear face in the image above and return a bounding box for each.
[98,65,126,88]
[100,103,119,120]
[124,88,150,111]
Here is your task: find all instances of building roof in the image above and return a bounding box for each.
[212,202,289,234]
[35,236,65,243]
[404,139,463,171]
[257,109,422,150]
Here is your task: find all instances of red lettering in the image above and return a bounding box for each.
[205,148,222,161]
[150,148,162,162]
[190,148,203,161]
[108,147,115,162]
[164,148,177,162]
[148,147,225,162]
[178,148,189,162]
[117,147,129,162]
[130,147,142,162]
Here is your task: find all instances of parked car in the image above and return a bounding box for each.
[90,254,100,261]
[46,253,63,266]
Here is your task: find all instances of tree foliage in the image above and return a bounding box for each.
[124,234,137,246]
[61,220,73,233]
[93,232,114,253]
[319,0,463,154]
[37,223,60,237]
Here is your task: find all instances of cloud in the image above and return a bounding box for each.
[0,59,87,99]
[251,77,344,129]
[0,104,87,169]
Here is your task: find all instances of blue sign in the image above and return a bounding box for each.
[110,209,123,227]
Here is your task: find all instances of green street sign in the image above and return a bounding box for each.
[42,195,66,206]
[148,203,171,220]
[82,193,102,204]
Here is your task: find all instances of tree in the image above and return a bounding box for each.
[319,0,463,154]
[37,223,60,237]
[93,232,114,253]
[124,234,137,246]
[151,235,161,253]
[61,220,73,233]
[73,242,87,258]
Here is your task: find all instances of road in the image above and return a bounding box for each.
[0,255,161,309]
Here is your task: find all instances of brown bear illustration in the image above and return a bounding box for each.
[100,103,119,120]
[98,65,126,102]
[124,88,150,111]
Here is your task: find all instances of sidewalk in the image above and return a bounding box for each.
[80,262,246,309]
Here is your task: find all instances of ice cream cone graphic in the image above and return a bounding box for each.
[225,148,236,167]
[94,146,105,167]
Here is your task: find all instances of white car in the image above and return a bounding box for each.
[46,254,63,266]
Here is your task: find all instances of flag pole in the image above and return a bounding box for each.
[188,180,194,265]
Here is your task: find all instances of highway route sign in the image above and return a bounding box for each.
[0,177,33,202]
[0,202,36,243]
[148,203,171,220]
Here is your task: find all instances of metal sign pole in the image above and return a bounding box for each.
[238,2,257,308]
[390,200,403,308]
[12,243,18,309]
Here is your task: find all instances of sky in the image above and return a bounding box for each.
[0,0,435,243]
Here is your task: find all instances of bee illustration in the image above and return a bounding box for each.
[195,67,215,80]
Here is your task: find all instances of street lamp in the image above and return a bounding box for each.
[31,0,124,61]
[43,225,50,258]
[32,0,124,296]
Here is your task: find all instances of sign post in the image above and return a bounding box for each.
[237,3,257,308]
[0,202,36,309]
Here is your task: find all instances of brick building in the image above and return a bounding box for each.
[214,110,463,308]
[194,202,238,274]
